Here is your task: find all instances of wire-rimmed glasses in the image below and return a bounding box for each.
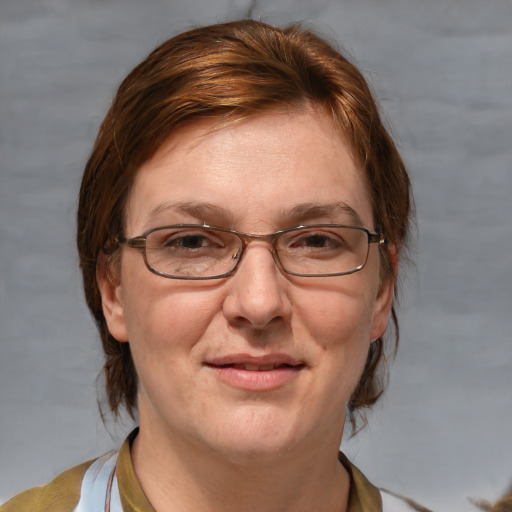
[116,224,385,280]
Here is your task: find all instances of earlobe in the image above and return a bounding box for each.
[96,253,129,342]
[370,244,397,341]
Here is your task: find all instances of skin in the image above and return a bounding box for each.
[98,108,395,512]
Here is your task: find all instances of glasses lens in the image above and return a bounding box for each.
[145,227,241,278]
[276,226,369,276]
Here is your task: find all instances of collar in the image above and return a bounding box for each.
[116,429,382,512]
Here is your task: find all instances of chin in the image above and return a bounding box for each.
[209,436,299,465]
[200,405,306,462]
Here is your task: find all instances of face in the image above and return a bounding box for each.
[99,109,394,461]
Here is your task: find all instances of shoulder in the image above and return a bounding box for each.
[380,488,434,512]
[0,460,94,512]
[339,451,432,512]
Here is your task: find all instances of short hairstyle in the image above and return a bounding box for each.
[77,19,412,431]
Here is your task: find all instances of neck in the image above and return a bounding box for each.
[131,424,350,512]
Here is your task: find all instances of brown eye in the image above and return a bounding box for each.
[292,233,344,249]
[165,234,214,249]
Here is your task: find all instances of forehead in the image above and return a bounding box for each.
[126,109,373,232]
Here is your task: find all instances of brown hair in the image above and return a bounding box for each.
[77,19,412,431]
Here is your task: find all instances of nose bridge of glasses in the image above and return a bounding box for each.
[236,230,284,258]
[233,231,281,268]
[237,231,277,246]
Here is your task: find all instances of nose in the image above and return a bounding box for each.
[222,243,292,331]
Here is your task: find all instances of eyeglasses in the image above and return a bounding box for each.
[116,224,385,280]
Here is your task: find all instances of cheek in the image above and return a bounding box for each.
[294,280,377,350]
[293,281,378,389]
[120,280,226,413]
[119,262,223,358]
[288,286,376,421]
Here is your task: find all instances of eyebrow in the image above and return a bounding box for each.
[283,202,365,226]
[148,201,234,224]
[147,200,364,227]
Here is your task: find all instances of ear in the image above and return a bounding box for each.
[96,252,129,342]
[370,244,398,341]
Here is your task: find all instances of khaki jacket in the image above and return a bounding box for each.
[1,431,421,512]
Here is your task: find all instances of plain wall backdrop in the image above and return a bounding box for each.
[1,1,511,510]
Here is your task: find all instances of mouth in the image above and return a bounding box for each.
[205,354,305,391]
[206,353,305,370]
[209,362,304,371]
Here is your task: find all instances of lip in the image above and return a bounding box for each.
[205,353,305,391]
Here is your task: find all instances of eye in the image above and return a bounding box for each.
[165,233,215,249]
[287,231,347,251]
[292,233,343,249]
[148,228,226,253]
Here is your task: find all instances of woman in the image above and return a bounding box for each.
[2,19,416,512]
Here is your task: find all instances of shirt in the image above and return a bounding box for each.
[1,430,421,512]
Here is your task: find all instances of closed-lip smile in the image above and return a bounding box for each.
[205,353,305,391]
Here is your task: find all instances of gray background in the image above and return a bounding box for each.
[1,1,511,510]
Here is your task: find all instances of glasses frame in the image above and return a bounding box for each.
[116,223,386,280]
